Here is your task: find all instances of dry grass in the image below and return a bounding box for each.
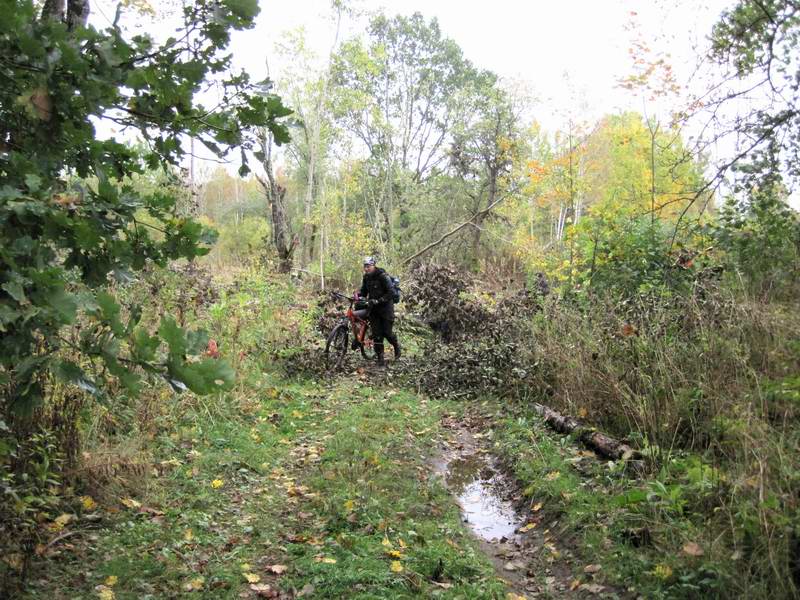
[520,285,800,594]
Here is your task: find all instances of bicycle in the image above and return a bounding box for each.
[324,292,376,369]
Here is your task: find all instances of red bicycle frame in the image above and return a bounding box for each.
[335,292,372,349]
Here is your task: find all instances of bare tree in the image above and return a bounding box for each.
[256,130,296,273]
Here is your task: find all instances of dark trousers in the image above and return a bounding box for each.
[369,313,398,357]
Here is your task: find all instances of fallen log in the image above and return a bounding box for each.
[531,403,639,461]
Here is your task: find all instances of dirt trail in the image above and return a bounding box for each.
[432,414,582,599]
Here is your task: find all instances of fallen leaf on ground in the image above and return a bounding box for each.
[250,583,272,594]
[297,584,315,597]
[682,541,704,557]
[104,575,118,587]
[268,565,288,575]
[531,502,543,512]
[390,560,403,573]
[95,586,115,600]
[545,471,561,481]
[184,577,205,591]
[120,498,141,509]
[519,522,536,533]
[211,479,224,489]
[432,582,452,589]
[49,513,73,532]
[583,564,602,574]
[244,572,261,583]
[579,583,605,594]
[82,496,97,510]
[652,564,673,580]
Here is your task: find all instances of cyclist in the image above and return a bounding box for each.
[359,256,401,367]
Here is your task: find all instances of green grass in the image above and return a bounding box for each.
[21,373,507,599]
[19,267,795,600]
[491,408,739,599]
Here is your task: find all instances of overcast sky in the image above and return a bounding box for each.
[228,0,732,126]
[90,0,733,140]
[87,0,733,127]
[92,0,772,195]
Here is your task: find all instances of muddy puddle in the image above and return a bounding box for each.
[433,418,581,598]
[441,451,522,542]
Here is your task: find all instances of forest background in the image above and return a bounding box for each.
[1,0,799,598]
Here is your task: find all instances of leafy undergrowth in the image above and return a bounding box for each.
[19,373,506,599]
[11,265,798,600]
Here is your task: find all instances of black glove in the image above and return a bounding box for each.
[368,298,379,307]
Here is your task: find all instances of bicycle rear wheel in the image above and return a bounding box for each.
[324,322,349,370]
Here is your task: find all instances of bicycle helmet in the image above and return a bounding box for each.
[363,256,376,266]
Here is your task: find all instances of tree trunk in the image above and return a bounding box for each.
[66,0,89,29]
[41,0,65,21]
[531,403,640,461]
[303,151,316,263]
[41,0,89,29]
[471,168,496,261]
[258,130,295,273]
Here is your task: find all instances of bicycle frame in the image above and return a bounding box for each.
[346,305,371,347]
[333,292,372,349]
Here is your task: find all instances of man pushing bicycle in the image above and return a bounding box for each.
[359,256,401,367]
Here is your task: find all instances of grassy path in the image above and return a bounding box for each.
[22,375,509,599]
[19,367,734,600]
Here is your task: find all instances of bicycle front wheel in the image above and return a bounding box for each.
[324,322,349,370]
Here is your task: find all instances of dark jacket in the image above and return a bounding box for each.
[360,268,395,320]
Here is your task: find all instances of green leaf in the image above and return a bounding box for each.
[95,291,124,335]
[0,303,20,330]
[119,370,142,394]
[170,358,235,395]
[612,489,648,507]
[186,329,210,355]
[132,326,160,363]
[52,360,99,395]
[223,0,260,20]
[0,185,22,200]
[10,381,43,417]
[2,281,26,303]
[24,173,42,192]
[47,287,78,324]
[158,316,186,358]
